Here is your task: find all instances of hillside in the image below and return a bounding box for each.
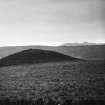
[0,60,104,104]
[0,44,105,60]
[55,45,105,60]
[0,49,79,67]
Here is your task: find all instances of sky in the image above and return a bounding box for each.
[0,0,105,46]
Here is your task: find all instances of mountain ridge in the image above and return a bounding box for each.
[61,42,105,46]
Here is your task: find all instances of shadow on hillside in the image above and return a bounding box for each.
[0,49,80,67]
[0,98,105,105]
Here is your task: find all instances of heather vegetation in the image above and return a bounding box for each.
[0,60,105,105]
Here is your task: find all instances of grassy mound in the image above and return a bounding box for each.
[0,49,79,67]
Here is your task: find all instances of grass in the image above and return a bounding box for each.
[0,60,105,104]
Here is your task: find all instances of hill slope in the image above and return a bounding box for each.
[55,45,105,60]
[0,60,104,104]
[0,44,104,60]
[0,49,79,67]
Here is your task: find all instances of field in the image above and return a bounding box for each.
[0,60,105,105]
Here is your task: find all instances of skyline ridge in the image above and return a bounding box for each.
[0,42,105,47]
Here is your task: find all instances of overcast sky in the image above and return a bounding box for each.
[0,0,105,46]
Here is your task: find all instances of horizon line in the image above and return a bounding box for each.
[0,42,105,48]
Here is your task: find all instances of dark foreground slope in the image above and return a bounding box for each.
[0,60,104,105]
[0,49,79,67]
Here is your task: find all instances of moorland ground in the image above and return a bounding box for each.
[0,60,105,105]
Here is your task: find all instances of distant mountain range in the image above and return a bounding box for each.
[0,43,105,60]
[62,42,105,46]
